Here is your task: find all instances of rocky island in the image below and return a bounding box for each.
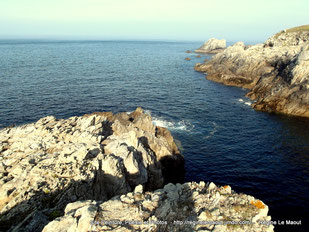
[195,25,309,117]
[0,108,274,231]
[195,38,226,54]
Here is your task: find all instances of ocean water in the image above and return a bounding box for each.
[0,40,308,231]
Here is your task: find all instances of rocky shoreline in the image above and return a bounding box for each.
[195,26,309,117]
[0,108,273,231]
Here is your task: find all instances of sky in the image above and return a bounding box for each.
[0,0,308,42]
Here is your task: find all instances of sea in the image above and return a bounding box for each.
[0,40,308,231]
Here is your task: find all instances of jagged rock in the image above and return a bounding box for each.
[0,108,184,231]
[195,26,309,117]
[43,182,274,232]
[195,38,226,54]
[265,30,309,47]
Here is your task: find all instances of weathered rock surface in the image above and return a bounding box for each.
[0,107,184,231]
[195,26,309,117]
[44,182,274,232]
[195,38,226,54]
[265,30,309,47]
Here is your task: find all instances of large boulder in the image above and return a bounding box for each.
[195,26,309,117]
[43,182,274,232]
[195,38,226,54]
[0,108,184,231]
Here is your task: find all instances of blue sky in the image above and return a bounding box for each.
[0,0,308,42]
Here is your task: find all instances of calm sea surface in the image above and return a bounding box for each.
[0,40,308,231]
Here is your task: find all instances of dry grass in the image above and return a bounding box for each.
[286,25,309,33]
[274,25,309,38]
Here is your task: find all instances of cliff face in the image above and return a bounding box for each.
[0,108,184,231]
[195,28,309,117]
[43,182,274,232]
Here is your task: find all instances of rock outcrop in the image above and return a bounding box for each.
[195,26,309,117]
[0,108,184,231]
[43,182,274,232]
[195,38,226,54]
[265,29,309,47]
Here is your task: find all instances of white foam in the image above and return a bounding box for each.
[144,110,152,116]
[204,121,219,139]
[238,98,252,106]
[127,110,194,132]
[152,116,194,132]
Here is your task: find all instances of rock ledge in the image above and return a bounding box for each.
[43,182,274,232]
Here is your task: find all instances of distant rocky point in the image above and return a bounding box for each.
[195,25,309,117]
[195,38,226,54]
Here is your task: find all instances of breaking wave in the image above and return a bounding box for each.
[238,98,252,106]
[152,117,195,132]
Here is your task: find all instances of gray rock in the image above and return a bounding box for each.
[195,29,309,117]
[44,182,274,232]
[195,38,226,54]
[134,184,143,194]
[0,108,185,231]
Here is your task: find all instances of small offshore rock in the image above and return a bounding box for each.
[195,38,226,54]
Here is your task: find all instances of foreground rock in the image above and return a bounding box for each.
[0,108,184,231]
[195,26,309,117]
[43,182,274,232]
[195,38,226,54]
